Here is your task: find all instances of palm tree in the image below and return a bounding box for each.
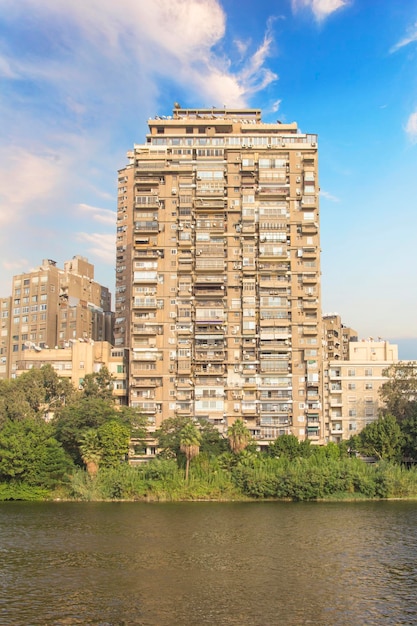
[179,421,202,481]
[78,429,102,477]
[227,419,251,454]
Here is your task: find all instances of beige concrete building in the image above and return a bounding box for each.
[4,257,113,379]
[323,313,358,360]
[325,340,399,442]
[115,106,323,444]
[0,296,11,379]
[15,341,128,406]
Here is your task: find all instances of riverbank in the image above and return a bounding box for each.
[3,454,417,502]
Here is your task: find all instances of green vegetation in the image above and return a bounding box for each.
[4,363,417,502]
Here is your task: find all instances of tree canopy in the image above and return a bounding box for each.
[352,414,403,462]
[379,363,417,421]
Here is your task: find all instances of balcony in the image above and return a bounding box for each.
[195,350,225,362]
[134,249,161,259]
[132,325,162,336]
[303,326,318,336]
[257,185,289,196]
[132,402,158,414]
[195,198,225,210]
[303,299,318,310]
[132,298,157,309]
[131,350,159,361]
[130,377,161,387]
[302,274,317,284]
[134,221,159,232]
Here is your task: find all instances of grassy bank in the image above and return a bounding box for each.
[3,454,417,502]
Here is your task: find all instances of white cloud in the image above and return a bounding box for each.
[77,232,115,265]
[291,0,347,21]
[0,0,276,107]
[390,22,417,53]
[0,55,18,79]
[77,203,116,226]
[320,190,340,202]
[2,259,30,272]
[405,111,417,142]
[272,99,282,113]
[0,148,66,227]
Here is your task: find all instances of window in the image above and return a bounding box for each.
[365,383,373,390]
[348,383,356,390]
[348,368,356,377]
[365,368,373,376]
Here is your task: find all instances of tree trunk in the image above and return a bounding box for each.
[86,460,98,477]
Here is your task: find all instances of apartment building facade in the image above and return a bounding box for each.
[15,341,128,407]
[0,297,11,379]
[325,340,399,442]
[115,106,323,444]
[4,256,113,379]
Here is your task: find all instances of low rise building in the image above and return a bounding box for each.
[325,340,399,442]
[15,341,128,406]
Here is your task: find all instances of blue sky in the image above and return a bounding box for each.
[1,0,417,357]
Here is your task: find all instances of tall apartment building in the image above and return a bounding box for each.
[5,256,113,378]
[115,106,323,443]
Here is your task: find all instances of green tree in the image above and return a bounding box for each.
[227,419,251,454]
[379,363,417,421]
[399,404,417,460]
[0,365,75,425]
[156,416,191,457]
[0,418,72,487]
[157,417,228,460]
[356,414,403,461]
[53,397,121,464]
[268,434,304,460]
[97,420,130,468]
[80,366,115,401]
[78,429,102,476]
[179,421,202,481]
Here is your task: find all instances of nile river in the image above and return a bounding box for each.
[1,501,417,625]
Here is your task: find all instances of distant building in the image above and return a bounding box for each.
[322,313,358,360]
[2,256,113,379]
[325,340,399,442]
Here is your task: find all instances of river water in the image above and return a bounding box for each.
[1,501,417,625]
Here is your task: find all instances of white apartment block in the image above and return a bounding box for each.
[325,340,399,442]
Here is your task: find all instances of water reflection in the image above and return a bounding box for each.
[0,501,417,625]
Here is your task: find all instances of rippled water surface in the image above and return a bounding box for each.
[1,501,417,625]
